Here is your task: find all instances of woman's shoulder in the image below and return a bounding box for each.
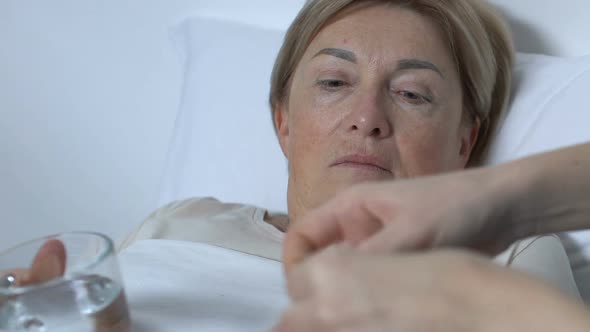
[147,197,258,220]
[118,197,266,251]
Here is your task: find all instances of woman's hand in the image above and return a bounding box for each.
[274,245,590,332]
[2,239,66,287]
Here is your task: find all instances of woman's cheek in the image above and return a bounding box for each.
[292,101,340,140]
[397,126,453,175]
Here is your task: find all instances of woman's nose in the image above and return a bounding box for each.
[346,90,392,138]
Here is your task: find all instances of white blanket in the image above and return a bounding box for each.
[118,236,582,331]
[118,240,288,331]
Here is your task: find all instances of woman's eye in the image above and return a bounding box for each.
[396,90,431,105]
[317,79,348,90]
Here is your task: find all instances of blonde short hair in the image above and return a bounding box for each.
[269,0,514,166]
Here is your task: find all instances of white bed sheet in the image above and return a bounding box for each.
[119,240,288,332]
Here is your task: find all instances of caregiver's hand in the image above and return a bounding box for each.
[1,239,66,287]
[273,245,590,332]
[284,167,517,271]
[283,143,590,272]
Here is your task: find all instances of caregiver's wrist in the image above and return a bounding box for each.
[489,153,568,240]
[479,161,536,241]
[482,143,590,240]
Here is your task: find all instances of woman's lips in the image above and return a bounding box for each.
[330,155,392,174]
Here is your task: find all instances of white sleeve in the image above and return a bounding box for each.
[116,197,217,252]
[507,235,581,301]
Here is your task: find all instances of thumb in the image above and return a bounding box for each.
[26,239,67,285]
[358,219,436,253]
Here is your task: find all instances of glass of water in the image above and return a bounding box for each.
[0,232,130,331]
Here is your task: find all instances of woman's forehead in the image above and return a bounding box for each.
[302,4,454,69]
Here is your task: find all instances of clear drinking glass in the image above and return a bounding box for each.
[0,232,130,331]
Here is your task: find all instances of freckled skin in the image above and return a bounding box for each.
[274,4,480,222]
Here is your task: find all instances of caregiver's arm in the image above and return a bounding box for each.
[284,142,590,271]
[505,142,590,237]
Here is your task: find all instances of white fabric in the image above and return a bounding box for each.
[486,0,590,57]
[119,197,284,261]
[159,17,289,213]
[484,53,590,300]
[119,240,288,332]
[485,53,590,164]
[176,0,305,31]
[498,236,581,300]
[561,233,590,304]
[121,197,581,301]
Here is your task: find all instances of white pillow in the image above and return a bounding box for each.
[485,53,590,164]
[159,17,290,212]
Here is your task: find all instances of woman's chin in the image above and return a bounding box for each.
[331,164,395,183]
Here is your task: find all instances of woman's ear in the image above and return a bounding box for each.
[459,117,481,165]
[274,101,290,159]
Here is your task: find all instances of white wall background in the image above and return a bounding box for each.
[0,0,304,248]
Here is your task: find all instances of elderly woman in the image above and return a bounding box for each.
[123,0,509,253]
[118,0,578,297]
[3,0,580,302]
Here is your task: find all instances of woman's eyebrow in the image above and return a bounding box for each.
[396,59,445,79]
[312,50,444,79]
[313,48,357,63]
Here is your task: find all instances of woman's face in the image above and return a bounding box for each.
[275,4,479,220]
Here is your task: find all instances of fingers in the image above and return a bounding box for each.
[276,249,535,332]
[274,302,377,332]
[283,189,383,273]
[28,239,67,284]
[358,219,436,253]
[285,253,315,302]
[274,304,387,332]
[272,300,320,332]
[283,202,345,273]
[286,244,355,302]
[1,240,67,287]
[276,249,359,332]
